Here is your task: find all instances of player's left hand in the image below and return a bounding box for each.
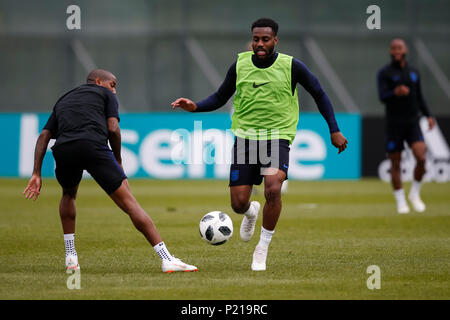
[427,117,435,131]
[23,174,42,201]
[331,131,348,154]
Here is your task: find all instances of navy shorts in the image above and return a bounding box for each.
[229,137,290,187]
[52,140,127,195]
[385,122,424,153]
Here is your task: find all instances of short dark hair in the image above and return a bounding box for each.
[86,69,115,84]
[251,18,279,36]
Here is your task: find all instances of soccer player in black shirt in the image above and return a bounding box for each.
[23,69,197,273]
[377,38,435,214]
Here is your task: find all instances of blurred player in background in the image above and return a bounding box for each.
[377,38,435,214]
[172,18,347,271]
[23,69,197,273]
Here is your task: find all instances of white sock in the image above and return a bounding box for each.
[244,202,257,218]
[394,189,407,205]
[409,180,422,199]
[257,227,274,249]
[64,233,77,257]
[153,242,174,261]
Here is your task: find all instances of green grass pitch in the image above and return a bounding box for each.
[0,178,449,300]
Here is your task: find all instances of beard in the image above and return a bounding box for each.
[390,53,406,62]
[253,45,275,59]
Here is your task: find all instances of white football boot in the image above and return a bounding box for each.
[240,201,260,242]
[397,202,410,214]
[251,244,268,271]
[65,254,80,271]
[408,194,426,212]
[162,257,198,273]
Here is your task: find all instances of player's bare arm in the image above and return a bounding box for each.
[171,98,198,112]
[107,117,122,166]
[331,131,348,154]
[23,129,52,200]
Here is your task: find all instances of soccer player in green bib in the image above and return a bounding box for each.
[172,18,348,271]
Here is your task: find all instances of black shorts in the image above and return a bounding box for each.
[52,140,127,195]
[385,122,424,153]
[229,137,290,187]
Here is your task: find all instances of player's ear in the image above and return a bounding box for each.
[95,78,103,86]
[274,36,278,45]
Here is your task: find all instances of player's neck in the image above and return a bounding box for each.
[251,51,278,69]
[392,59,407,69]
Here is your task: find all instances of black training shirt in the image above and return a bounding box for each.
[377,61,431,127]
[43,84,120,147]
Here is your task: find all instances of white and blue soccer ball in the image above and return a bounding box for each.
[199,211,233,245]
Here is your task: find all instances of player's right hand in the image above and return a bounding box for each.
[23,174,42,201]
[394,85,410,96]
[331,132,348,154]
[171,98,197,112]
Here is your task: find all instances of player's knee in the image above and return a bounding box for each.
[231,202,247,214]
[264,183,281,201]
[62,187,77,199]
[415,154,426,167]
[109,181,139,214]
[231,197,249,214]
[120,197,139,215]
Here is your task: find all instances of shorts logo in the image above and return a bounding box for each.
[410,71,418,83]
[387,141,396,151]
[283,164,289,169]
[231,169,239,182]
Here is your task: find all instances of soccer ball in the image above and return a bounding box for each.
[199,211,233,245]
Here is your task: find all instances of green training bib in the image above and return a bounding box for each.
[232,51,299,144]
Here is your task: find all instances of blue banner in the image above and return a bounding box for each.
[0,112,361,179]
